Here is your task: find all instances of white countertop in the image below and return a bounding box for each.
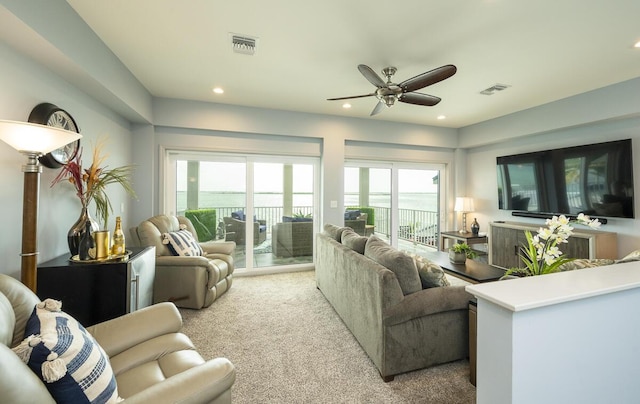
[466,260,640,312]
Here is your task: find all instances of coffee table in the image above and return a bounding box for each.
[420,249,504,284]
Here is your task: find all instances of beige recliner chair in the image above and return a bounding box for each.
[0,273,235,403]
[130,215,236,309]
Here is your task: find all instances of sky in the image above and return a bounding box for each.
[178,161,439,194]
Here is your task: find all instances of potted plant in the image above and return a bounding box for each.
[504,213,600,277]
[449,242,477,264]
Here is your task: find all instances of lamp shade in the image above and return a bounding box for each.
[454,197,475,212]
[0,120,81,154]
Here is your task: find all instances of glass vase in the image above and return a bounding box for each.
[68,205,99,256]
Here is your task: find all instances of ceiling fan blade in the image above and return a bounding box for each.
[358,64,386,88]
[327,93,375,101]
[370,101,386,116]
[399,92,441,106]
[399,64,457,93]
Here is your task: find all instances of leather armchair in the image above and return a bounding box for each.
[0,274,235,403]
[130,215,236,309]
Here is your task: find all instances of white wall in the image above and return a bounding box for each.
[0,43,135,277]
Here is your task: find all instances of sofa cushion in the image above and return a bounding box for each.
[414,255,450,289]
[13,299,120,403]
[323,223,348,242]
[364,236,421,295]
[163,229,203,256]
[558,258,616,271]
[341,228,368,254]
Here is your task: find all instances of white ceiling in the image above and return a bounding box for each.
[66,0,640,128]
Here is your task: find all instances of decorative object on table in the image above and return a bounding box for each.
[67,206,99,257]
[504,213,601,277]
[93,230,110,260]
[471,218,480,236]
[454,197,475,234]
[111,216,126,256]
[27,102,81,169]
[448,242,478,264]
[51,137,136,256]
[0,119,82,291]
[78,221,96,260]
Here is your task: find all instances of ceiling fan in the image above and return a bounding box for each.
[327,64,457,116]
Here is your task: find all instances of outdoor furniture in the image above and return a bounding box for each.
[224,211,267,245]
[271,218,314,257]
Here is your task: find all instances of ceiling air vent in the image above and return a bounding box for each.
[231,34,257,55]
[480,83,510,95]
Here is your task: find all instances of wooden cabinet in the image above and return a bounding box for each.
[489,221,617,269]
[37,246,155,326]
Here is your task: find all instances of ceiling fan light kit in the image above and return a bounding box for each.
[327,63,457,116]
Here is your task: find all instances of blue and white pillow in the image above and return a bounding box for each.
[12,299,120,403]
[163,229,203,256]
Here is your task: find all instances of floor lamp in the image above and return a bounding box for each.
[0,120,82,292]
[454,196,475,234]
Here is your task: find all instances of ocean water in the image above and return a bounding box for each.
[177,192,438,212]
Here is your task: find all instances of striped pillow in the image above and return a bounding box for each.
[12,299,120,403]
[163,229,203,256]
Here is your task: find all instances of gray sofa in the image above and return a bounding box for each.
[315,224,472,381]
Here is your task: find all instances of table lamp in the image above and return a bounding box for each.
[0,120,82,292]
[454,197,475,234]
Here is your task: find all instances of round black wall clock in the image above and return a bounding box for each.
[28,102,81,168]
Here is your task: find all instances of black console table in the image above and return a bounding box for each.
[37,246,156,326]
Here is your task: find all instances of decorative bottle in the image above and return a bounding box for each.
[111,216,126,256]
[78,221,96,260]
[470,218,480,236]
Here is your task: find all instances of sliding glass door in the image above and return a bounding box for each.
[345,162,442,252]
[168,152,318,273]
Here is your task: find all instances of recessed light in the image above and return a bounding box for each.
[437,115,446,120]
[213,87,224,94]
[635,41,640,48]
[342,103,351,109]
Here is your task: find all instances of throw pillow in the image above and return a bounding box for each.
[12,299,120,403]
[617,249,640,264]
[341,228,368,254]
[344,210,361,220]
[163,229,203,256]
[409,254,450,289]
[557,258,616,271]
[364,236,421,295]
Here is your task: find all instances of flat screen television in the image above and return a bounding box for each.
[497,139,634,219]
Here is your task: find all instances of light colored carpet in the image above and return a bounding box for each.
[180,270,476,403]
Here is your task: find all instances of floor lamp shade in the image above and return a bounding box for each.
[0,120,82,291]
[0,120,81,154]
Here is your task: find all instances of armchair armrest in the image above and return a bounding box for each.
[86,302,182,358]
[383,285,472,327]
[121,357,235,404]
[200,240,236,255]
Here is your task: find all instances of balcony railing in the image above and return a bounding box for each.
[179,205,439,248]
